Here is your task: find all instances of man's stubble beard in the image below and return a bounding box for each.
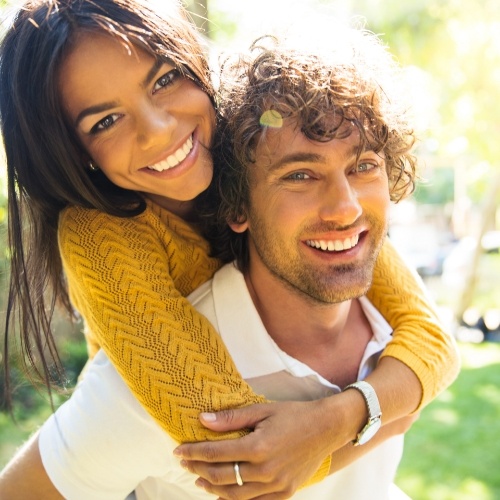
[248,216,387,307]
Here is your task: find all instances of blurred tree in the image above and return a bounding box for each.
[183,0,210,35]
[344,0,500,319]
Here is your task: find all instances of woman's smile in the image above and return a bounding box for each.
[146,134,193,172]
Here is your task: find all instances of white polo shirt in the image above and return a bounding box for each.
[39,263,404,499]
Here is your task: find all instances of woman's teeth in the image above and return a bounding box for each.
[306,234,360,252]
[147,135,193,172]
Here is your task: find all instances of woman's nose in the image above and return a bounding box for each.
[136,105,176,150]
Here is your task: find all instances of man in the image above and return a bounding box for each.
[2,28,426,499]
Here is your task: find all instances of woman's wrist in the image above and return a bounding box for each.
[316,389,370,453]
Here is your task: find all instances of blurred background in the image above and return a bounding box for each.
[0,0,499,498]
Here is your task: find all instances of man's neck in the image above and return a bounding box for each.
[243,262,373,387]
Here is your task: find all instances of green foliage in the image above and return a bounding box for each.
[351,0,500,202]
[413,168,455,204]
[0,335,87,468]
[396,342,500,499]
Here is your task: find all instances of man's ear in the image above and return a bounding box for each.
[228,218,248,234]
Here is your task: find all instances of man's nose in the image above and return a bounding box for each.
[318,177,362,225]
[136,104,176,150]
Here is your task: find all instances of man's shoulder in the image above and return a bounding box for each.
[187,262,244,330]
[187,279,214,309]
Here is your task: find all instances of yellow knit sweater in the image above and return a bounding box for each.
[59,200,459,481]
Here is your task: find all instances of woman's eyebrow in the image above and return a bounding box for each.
[140,58,164,89]
[74,58,165,128]
[74,101,118,128]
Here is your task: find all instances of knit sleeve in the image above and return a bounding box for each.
[59,206,267,443]
[367,238,460,410]
[58,206,332,484]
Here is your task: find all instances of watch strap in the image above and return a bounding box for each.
[344,380,382,419]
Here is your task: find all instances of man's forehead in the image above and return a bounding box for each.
[254,118,363,169]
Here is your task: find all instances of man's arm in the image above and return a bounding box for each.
[0,432,63,500]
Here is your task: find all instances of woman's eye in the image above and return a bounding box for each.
[286,172,311,181]
[154,69,181,92]
[90,114,119,134]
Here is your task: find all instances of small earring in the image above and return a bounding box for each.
[88,161,99,172]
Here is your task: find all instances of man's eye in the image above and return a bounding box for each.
[356,162,378,173]
[154,69,181,92]
[90,114,119,134]
[286,172,311,181]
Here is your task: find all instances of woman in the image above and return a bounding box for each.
[0,0,458,497]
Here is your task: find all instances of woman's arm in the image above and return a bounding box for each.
[367,238,460,408]
[175,357,422,498]
[58,204,331,486]
[59,204,265,443]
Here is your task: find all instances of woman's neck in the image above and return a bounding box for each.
[145,193,197,221]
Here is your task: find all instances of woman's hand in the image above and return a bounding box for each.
[173,376,420,500]
[174,399,343,500]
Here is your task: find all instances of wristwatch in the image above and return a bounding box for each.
[343,380,382,446]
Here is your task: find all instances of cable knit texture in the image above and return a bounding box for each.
[368,239,460,407]
[58,200,459,485]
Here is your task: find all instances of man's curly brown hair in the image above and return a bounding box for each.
[203,31,418,270]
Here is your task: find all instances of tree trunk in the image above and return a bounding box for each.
[455,169,500,321]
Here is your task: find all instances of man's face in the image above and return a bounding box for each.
[232,120,390,304]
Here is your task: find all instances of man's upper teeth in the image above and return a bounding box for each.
[306,234,359,251]
[148,135,193,172]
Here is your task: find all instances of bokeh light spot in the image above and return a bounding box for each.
[260,110,283,128]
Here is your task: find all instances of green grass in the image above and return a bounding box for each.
[396,341,500,499]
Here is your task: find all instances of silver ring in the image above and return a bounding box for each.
[233,462,244,486]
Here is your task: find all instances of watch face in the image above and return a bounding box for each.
[357,417,382,445]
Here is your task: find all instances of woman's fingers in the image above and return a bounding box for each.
[197,404,273,432]
[174,400,335,498]
[181,460,247,486]
[175,432,262,463]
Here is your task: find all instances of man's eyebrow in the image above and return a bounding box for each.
[268,152,324,172]
[267,143,366,172]
[74,58,165,129]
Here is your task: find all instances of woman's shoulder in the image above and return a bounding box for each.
[58,202,207,252]
[59,204,157,235]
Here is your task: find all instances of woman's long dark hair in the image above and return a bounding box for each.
[0,0,214,405]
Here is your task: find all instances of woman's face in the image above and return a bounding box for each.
[58,31,215,215]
